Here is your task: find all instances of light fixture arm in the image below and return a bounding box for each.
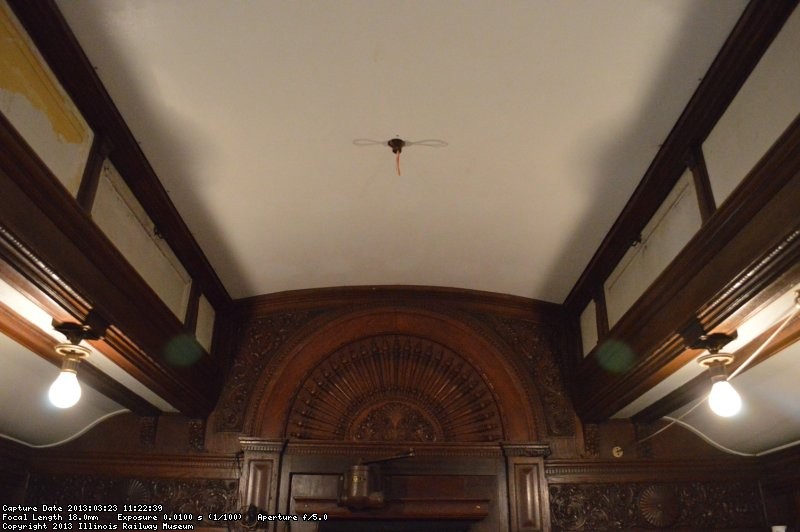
[689,331,737,354]
[53,319,102,345]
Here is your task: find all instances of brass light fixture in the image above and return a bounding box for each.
[48,320,100,409]
[692,332,741,417]
[338,449,415,510]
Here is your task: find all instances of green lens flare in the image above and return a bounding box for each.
[163,334,204,367]
[596,340,635,373]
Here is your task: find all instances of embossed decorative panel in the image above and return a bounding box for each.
[549,481,764,530]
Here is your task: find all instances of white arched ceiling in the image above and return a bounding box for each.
[55,0,747,301]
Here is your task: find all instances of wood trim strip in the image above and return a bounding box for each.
[687,145,717,223]
[234,285,561,323]
[6,0,231,313]
[75,135,110,213]
[29,452,239,478]
[574,115,800,420]
[290,497,491,521]
[544,458,761,484]
[0,299,160,416]
[564,1,799,316]
[0,232,87,325]
[594,288,609,341]
[183,281,201,334]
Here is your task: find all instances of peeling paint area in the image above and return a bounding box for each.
[0,1,92,195]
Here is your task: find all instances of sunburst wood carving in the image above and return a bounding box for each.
[638,484,680,527]
[286,335,503,441]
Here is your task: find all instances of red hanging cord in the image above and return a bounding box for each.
[388,138,405,177]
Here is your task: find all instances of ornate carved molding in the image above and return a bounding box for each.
[286,335,504,442]
[544,459,761,484]
[216,310,324,431]
[239,438,285,454]
[501,443,551,458]
[582,424,599,458]
[638,484,680,527]
[139,416,157,448]
[0,224,89,314]
[240,305,546,440]
[636,438,654,460]
[549,481,764,530]
[482,315,575,436]
[285,441,504,458]
[350,401,442,442]
[30,452,238,479]
[188,418,205,452]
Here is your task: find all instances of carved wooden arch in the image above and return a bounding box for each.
[245,307,544,441]
[286,334,504,442]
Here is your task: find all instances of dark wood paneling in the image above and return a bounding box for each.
[26,474,239,527]
[574,115,800,420]
[280,443,505,532]
[0,436,30,503]
[545,459,760,484]
[546,453,766,530]
[549,480,764,530]
[0,111,218,417]
[29,452,238,479]
[7,0,230,313]
[761,446,800,529]
[564,0,799,316]
[507,457,549,532]
[245,460,276,513]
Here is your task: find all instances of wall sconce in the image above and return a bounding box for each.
[49,320,100,409]
[693,332,741,417]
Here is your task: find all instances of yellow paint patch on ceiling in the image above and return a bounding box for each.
[0,2,86,144]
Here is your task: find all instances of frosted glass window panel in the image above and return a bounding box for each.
[92,161,191,320]
[195,294,215,352]
[605,170,702,327]
[579,299,598,357]
[0,3,92,195]
[704,7,800,206]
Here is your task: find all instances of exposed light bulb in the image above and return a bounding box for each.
[708,379,741,417]
[49,370,81,408]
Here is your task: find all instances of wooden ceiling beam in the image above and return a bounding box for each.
[6,0,231,314]
[0,112,219,417]
[574,115,800,420]
[559,0,800,421]
[564,0,799,316]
